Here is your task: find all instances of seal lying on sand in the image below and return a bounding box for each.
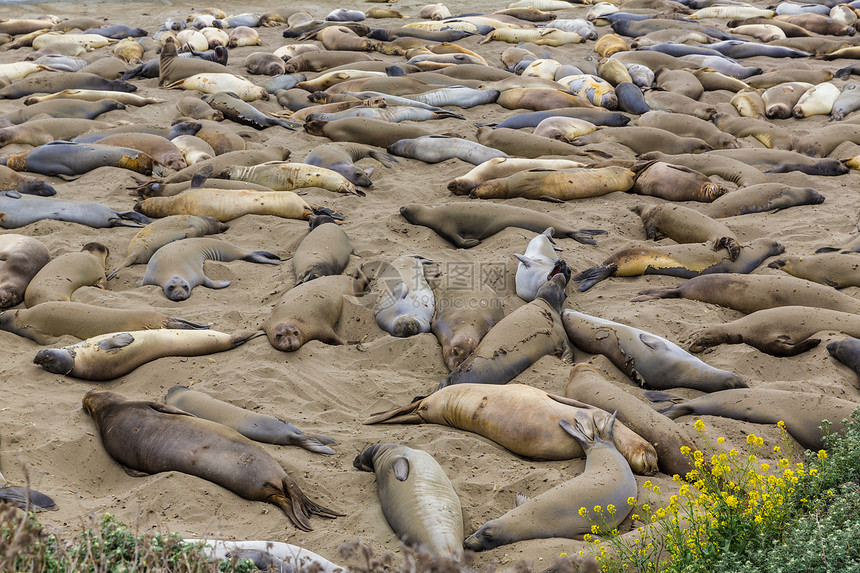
[82,390,341,530]
[0,234,50,308]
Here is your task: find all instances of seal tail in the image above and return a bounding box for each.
[362,398,425,424]
[106,257,135,280]
[243,251,282,265]
[657,403,692,419]
[164,317,211,330]
[0,486,58,512]
[630,286,680,302]
[714,237,741,261]
[113,211,151,227]
[269,474,343,531]
[566,228,608,246]
[230,330,267,347]
[572,264,618,292]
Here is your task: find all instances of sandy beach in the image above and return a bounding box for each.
[1,0,859,570]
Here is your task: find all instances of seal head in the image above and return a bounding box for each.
[267,321,304,352]
[33,348,75,375]
[392,315,425,338]
[164,276,192,301]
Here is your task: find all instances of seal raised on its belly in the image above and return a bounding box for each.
[24,242,108,307]
[82,390,341,530]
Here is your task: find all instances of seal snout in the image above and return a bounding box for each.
[826,341,840,356]
[164,277,191,301]
[34,348,75,375]
[768,258,787,269]
[268,322,302,352]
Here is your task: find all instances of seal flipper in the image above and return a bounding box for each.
[638,333,668,354]
[164,317,211,330]
[122,466,152,477]
[363,400,424,424]
[761,335,820,357]
[568,229,608,246]
[515,493,530,506]
[113,211,151,227]
[267,473,343,532]
[0,486,58,511]
[97,333,135,351]
[630,285,681,302]
[242,250,281,264]
[642,390,682,403]
[150,403,198,417]
[201,277,232,289]
[392,456,410,481]
[573,263,618,292]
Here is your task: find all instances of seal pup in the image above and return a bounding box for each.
[82,390,341,530]
[374,254,435,338]
[0,234,50,309]
[36,330,259,380]
[141,237,280,301]
[292,214,353,284]
[0,302,208,345]
[107,216,228,279]
[633,203,740,260]
[463,411,637,551]
[431,278,504,371]
[659,389,856,451]
[354,444,463,559]
[573,238,784,291]
[24,243,108,307]
[439,275,573,389]
[0,161,56,197]
[562,309,748,392]
[400,202,606,249]
[769,253,860,288]
[633,273,860,314]
[165,386,335,454]
[515,228,570,302]
[303,142,396,187]
[689,306,860,357]
[364,383,657,473]
[264,272,369,352]
[565,364,695,477]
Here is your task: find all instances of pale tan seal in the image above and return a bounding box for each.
[431,278,504,371]
[292,214,353,284]
[633,203,740,260]
[632,161,728,202]
[157,36,226,87]
[769,252,860,288]
[24,243,108,308]
[134,189,314,222]
[0,234,50,308]
[469,165,636,200]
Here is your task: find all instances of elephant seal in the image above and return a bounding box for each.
[374,254,435,337]
[636,111,738,150]
[0,72,135,100]
[769,253,860,288]
[0,302,208,344]
[0,191,150,229]
[91,133,187,172]
[82,390,340,530]
[134,189,314,222]
[475,126,592,159]
[633,203,740,260]
[637,151,767,188]
[166,73,269,102]
[264,272,368,351]
[631,161,728,202]
[354,444,463,559]
[201,92,297,130]
[388,135,508,166]
[1,98,126,126]
[491,108,630,130]
[573,238,783,291]
[303,142,396,187]
[1,141,153,178]
[365,383,657,473]
[793,82,841,118]
[794,124,860,158]
[463,411,637,551]
[439,274,572,389]
[0,234,50,309]
[573,126,712,155]
[828,337,860,379]
[562,309,748,392]
[565,364,695,477]
[659,389,856,451]
[24,243,108,307]
[175,97,223,121]
[705,183,825,218]
[304,117,436,149]
[158,36,227,86]
[632,273,860,314]
[515,228,570,302]
[216,162,358,195]
[469,165,636,200]
[107,215,228,279]
[400,202,606,248]
[533,116,597,142]
[37,330,258,380]
[762,82,813,119]
[447,157,588,195]
[431,279,504,371]
[141,237,280,301]
[244,52,286,75]
[161,148,290,184]
[292,214,353,284]
[689,306,860,357]
[164,386,335,454]
[0,124,54,149]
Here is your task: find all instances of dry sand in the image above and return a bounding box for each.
[1,0,859,570]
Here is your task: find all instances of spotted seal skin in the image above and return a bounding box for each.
[354,444,463,559]
[141,237,281,301]
[463,411,637,551]
[562,309,748,392]
[81,390,341,530]
[0,234,50,309]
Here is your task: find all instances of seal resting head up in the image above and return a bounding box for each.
[392,315,424,338]
[163,276,192,301]
[267,321,303,351]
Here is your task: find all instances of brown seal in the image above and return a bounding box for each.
[768,252,860,288]
[161,147,291,184]
[364,382,657,473]
[705,183,825,218]
[431,278,504,371]
[244,52,286,76]
[655,68,704,100]
[447,157,587,195]
[158,37,227,87]
[574,238,784,291]
[175,97,224,121]
[284,51,379,73]
[304,117,435,148]
[82,390,341,530]
[636,111,738,150]
[688,305,860,356]
[463,411,638,551]
[24,243,108,307]
[638,151,767,187]
[107,215,228,279]
[90,133,187,171]
[469,165,636,200]
[0,301,209,344]
[659,388,856,451]
[0,164,55,196]
[0,234,50,308]
[633,203,740,260]
[135,188,314,222]
[565,364,695,477]
[761,82,813,119]
[714,114,793,150]
[574,126,712,154]
[292,214,353,284]
[632,161,728,202]
[263,273,368,352]
[643,91,718,121]
[400,202,606,248]
[632,273,860,314]
[562,309,748,391]
[474,126,592,159]
[164,386,336,454]
[496,87,596,111]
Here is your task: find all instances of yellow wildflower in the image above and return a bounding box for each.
[817,449,828,459]
[694,419,705,432]
[627,496,636,506]
[607,504,616,514]
[579,507,587,517]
